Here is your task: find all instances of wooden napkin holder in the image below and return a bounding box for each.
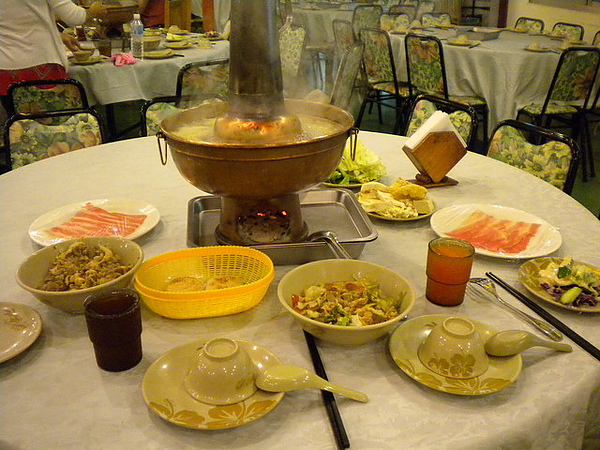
[403,131,467,187]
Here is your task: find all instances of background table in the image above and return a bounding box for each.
[391,29,561,130]
[68,40,230,105]
[1,131,599,449]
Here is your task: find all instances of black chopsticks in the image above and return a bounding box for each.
[303,331,350,449]
[486,272,600,362]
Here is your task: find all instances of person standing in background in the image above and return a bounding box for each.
[138,0,165,28]
[0,0,108,111]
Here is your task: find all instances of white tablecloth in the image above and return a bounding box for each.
[1,131,599,449]
[390,29,562,130]
[68,40,230,105]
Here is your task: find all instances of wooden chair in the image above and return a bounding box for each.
[355,28,411,133]
[551,22,585,41]
[404,33,489,142]
[517,47,600,181]
[486,119,580,194]
[3,108,104,170]
[405,94,478,152]
[330,43,364,114]
[514,17,545,33]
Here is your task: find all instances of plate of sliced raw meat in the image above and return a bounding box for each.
[29,199,160,246]
[430,204,561,259]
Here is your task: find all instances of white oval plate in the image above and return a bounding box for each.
[142,340,284,429]
[29,198,160,246]
[0,302,42,363]
[430,204,561,259]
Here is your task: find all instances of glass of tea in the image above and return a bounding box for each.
[84,289,142,372]
[426,237,475,306]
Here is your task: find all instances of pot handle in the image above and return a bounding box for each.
[156,131,168,165]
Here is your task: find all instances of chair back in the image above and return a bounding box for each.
[388,5,416,21]
[551,22,585,41]
[421,13,452,28]
[176,58,230,103]
[486,119,580,194]
[6,78,89,117]
[405,94,478,151]
[278,22,307,88]
[514,17,545,33]
[404,33,447,98]
[380,13,411,32]
[543,47,600,112]
[141,95,204,137]
[416,0,435,19]
[593,30,600,46]
[4,108,104,170]
[352,5,383,39]
[360,28,399,91]
[333,19,355,58]
[331,43,364,112]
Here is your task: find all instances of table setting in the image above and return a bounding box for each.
[3,2,600,448]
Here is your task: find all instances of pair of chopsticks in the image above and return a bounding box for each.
[303,331,350,449]
[486,272,600,362]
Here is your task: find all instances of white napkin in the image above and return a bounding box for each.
[404,110,467,151]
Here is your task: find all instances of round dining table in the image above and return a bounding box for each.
[1,130,599,449]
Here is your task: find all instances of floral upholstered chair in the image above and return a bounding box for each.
[518,47,600,181]
[513,17,544,33]
[404,34,489,139]
[421,13,453,28]
[356,28,411,133]
[487,120,579,194]
[5,109,103,170]
[380,13,411,32]
[388,4,416,21]
[176,59,230,103]
[278,22,307,94]
[405,95,477,151]
[550,22,584,41]
[7,79,89,117]
[352,4,383,39]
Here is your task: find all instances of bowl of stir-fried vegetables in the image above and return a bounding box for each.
[278,259,415,345]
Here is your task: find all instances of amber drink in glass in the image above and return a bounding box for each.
[426,237,475,306]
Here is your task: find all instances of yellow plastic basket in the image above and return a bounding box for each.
[134,246,274,319]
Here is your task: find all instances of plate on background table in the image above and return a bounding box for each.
[143,48,175,59]
[164,40,193,49]
[69,55,106,65]
[389,314,522,395]
[518,257,600,313]
[446,38,480,47]
[29,198,160,246]
[0,303,42,363]
[524,45,552,52]
[430,204,561,259]
[142,340,284,429]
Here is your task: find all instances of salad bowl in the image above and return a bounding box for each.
[277,259,415,345]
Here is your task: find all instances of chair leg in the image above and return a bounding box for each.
[583,115,595,178]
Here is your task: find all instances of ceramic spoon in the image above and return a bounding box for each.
[255,365,369,402]
[485,330,573,357]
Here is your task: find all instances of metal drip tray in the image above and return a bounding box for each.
[187,188,377,265]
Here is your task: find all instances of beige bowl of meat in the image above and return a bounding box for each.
[16,237,143,314]
[277,259,415,345]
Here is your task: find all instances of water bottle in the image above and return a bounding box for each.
[130,13,144,59]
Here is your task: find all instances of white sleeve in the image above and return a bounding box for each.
[48,0,87,27]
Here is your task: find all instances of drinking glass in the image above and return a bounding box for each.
[84,289,142,372]
[426,237,475,306]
